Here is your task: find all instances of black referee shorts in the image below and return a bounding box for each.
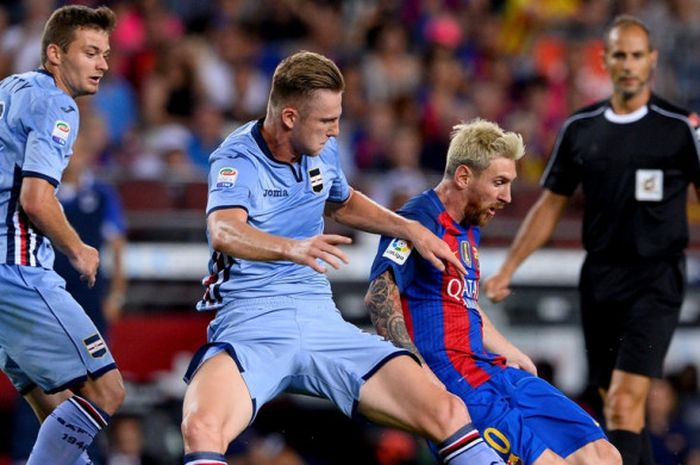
[579,255,685,389]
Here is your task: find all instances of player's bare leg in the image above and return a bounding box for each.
[358,355,504,465]
[603,370,651,465]
[181,352,253,464]
[26,369,124,465]
[24,387,72,421]
[565,438,622,465]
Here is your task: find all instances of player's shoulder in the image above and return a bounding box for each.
[648,94,691,117]
[558,99,608,134]
[29,71,76,104]
[568,99,608,120]
[648,94,699,129]
[211,121,260,163]
[397,190,441,229]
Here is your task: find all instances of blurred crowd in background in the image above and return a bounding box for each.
[1,0,699,205]
[2,0,700,464]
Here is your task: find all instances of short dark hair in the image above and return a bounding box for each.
[41,5,117,66]
[604,14,653,51]
[268,50,345,110]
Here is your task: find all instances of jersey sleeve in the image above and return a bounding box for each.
[22,93,79,186]
[540,122,580,196]
[368,209,437,293]
[325,138,351,203]
[206,148,258,215]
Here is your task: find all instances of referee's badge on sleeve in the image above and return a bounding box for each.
[635,169,663,201]
[383,238,413,265]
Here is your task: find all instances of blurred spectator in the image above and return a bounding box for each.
[0,0,50,74]
[362,21,421,103]
[373,430,418,465]
[140,38,204,127]
[105,415,159,465]
[647,378,694,465]
[186,104,227,173]
[238,433,306,465]
[352,102,396,172]
[370,125,429,211]
[92,47,140,150]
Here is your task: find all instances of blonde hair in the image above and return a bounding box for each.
[445,118,525,176]
[268,50,344,111]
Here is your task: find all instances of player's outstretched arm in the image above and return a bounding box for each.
[483,189,569,303]
[209,208,352,273]
[326,190,466,274]
[477,303,537,375]
[20,177,99,287]
[365,270,443,387]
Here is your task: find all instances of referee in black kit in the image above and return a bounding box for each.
[484,15,700,465]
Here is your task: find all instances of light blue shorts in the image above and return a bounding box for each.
[0,265,116,394]
[184,296,413,420]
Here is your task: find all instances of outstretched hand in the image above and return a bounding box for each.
[506,352,538,377]
[483,271,512,303]
[288,234,353,273]
[407,222,467,275]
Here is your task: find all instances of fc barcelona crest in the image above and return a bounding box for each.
[308,167,324,194]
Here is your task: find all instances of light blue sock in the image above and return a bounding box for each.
[75,451,93,465]
[26,396,109,465]
[438,423,505,465]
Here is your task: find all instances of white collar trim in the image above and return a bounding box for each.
[604,104,648,123]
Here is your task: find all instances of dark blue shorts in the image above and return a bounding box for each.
[446,367,606,464]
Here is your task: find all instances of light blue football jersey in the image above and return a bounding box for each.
[198,120,351,309]
[0,70,79,268]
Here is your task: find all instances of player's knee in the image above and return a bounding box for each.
[424,391,470,440]
[80,369,125,415]
[181,410,223,450]
[604,389,644,424]
[599,440,623,465]
[580,440,622,465]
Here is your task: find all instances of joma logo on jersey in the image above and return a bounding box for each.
[308,167,323,194]
[263,188,289,197]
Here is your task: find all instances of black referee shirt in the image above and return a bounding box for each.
[542,94,700,261]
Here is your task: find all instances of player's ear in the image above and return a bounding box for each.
[455,164,472,188]
[650,49,658,70]
[45,43,62,67]
[280,106,298,129]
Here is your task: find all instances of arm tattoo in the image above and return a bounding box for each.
[366,271,425,362]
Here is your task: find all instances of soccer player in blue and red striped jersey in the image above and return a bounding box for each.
[367,119,621,465]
